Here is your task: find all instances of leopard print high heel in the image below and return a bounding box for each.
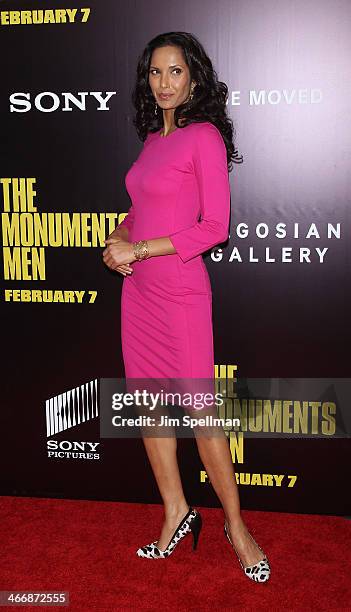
[136,507,202,558]
[224,520,271,582]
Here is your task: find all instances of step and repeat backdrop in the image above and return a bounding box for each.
[1,1,350,515]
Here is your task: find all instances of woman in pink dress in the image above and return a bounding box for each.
[103,31,270,582]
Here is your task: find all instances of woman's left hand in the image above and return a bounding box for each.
[103,237,136,270]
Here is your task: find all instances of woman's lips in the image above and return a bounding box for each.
[158,93,174,100]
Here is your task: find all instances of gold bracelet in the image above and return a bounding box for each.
[133,240,149,261]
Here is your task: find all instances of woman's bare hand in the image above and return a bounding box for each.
[115,263,133,276]
[103,237,136,275]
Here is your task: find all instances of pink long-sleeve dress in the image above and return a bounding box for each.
[119,121,231,380]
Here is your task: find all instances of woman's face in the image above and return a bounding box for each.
[148,45,194,111]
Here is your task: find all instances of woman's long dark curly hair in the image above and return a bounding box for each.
[131,31,243,172]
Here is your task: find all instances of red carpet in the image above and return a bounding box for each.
[0,496,350,611]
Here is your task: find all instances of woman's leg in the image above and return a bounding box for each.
[141,436,190,551]
[194,432,266,566]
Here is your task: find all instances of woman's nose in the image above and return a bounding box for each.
[160,73,170,88]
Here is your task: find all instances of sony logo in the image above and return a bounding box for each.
[9,91,117,112]
[47,440,100,451]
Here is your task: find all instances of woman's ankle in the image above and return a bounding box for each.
[226,513,245,531]
[164,501,190,520]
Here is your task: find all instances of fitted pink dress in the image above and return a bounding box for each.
[120,121,231,380]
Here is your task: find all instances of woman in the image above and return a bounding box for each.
[103,31,270,583]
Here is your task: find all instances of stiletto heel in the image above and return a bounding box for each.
[224,520,271,582]
[136,507,202,559]
[190,511,202,550]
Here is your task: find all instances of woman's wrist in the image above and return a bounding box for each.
[111,225,129,242]
[129,237,177,261]
[132,240,150,261]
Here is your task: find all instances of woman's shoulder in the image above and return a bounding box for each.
[186,122,226,159]
[145,121,221,137]
[144,130,158,144]
[143,121,224,152]
[185,121,224,146]
[183,120,221,135]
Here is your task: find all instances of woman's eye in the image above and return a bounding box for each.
[149,68,182,75]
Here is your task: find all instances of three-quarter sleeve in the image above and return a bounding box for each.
[169,123,231,263]
[118,203,135,233]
